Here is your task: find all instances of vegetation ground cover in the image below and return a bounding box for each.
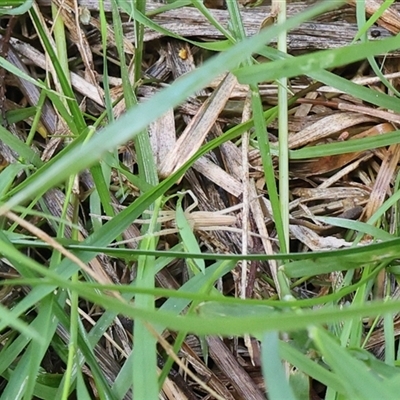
[1,0,400,399]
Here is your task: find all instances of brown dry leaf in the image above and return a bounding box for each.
[206,336,266,400]
[337,102,400,123]
[159,73,237,178]
[53,0,98,86]
[364,142,400,220]
[346,0,400,34]
[6,44,57,135]
[10,36,105,106]
[218,128,243,181]
[288,112,378,149]
[149,109,176,170]
[289,224,353,251]
[292,186,371,202]
[317,154,374,188]
[291,122,395,176]
[192,156,242,197]
[293,152,366,177]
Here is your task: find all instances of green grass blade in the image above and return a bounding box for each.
[0,125,43,168]
[310,326,400,400]
[258,46,400,112]
[289,130,400,159]
[0,302,43,344]
[29,8,86,133]
[279,340,346,394]
[234,35,400,85]
[353,0,395,43]
[176,195,205,273]
[261,332,297,400]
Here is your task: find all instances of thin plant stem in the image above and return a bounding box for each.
[275,0,289,251]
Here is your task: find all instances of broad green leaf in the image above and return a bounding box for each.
[281,339,346,394]
[76,371,92,400]
[288,369,309,400]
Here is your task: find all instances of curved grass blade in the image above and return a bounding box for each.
[234,35,400,85]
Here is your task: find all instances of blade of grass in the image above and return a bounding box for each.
[111,2,160,397]
[0,0,32,15]
[13,233,400,264]
[132,198,161,400]
[314,216,393,241]
[118,0,232,51]
[354,0,400,98]
[274,0,290,250]
[278,340,346,395]
[0,302,43,344]
[289,130,400,159]
[258,46,400,112]
[3,234,400,337]
[23,296,60,400]
[0,125,43,168]
[1,267,382,312]
[29,5,86,133]
[234,35,400,85]
[261,332,297,400]
[352,0,395,42]
[310,326,400,400]
[175,193,205,273]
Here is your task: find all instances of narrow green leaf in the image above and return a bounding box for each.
[289,130,400,160]
[310,326,400,400]
[234,35,400,85]
[0,125,43,168]
[29,8,86,133]
[0,302,43,344]
[0,164,29,198]
[261,332,298,400]
[352,0,395,43]
[315,216,393,241]
[0,0,32,15]
[279,341,346,394]
[118,0,233,50]
[176,196,205,273]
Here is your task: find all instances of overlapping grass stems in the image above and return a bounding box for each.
[0,0,400,399]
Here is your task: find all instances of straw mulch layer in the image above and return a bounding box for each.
[1,1,400,398]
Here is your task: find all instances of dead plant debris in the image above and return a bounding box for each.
[1,0,400,399]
